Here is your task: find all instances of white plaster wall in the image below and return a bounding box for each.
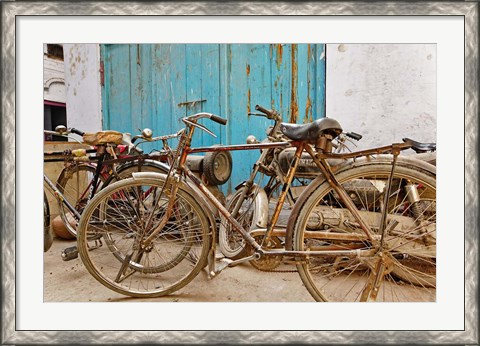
[326,44,436,150]
[63,44,103,133]
[43,44,66,103]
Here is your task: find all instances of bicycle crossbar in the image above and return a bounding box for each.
[188,141,290,154]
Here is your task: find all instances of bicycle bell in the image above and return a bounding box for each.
[142,128,153,139]
[246,135,258,144]
[55,125,67,134]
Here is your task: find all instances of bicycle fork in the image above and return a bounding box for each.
[113,175,181,283]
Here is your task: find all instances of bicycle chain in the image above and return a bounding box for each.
[253,262,298,273]
[247,235,301,273]
[250,256,282,271]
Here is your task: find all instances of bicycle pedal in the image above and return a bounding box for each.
[217,258,233,270]
[61,246,78,261]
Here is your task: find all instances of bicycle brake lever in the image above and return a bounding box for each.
[249,112,282,123]
[183,118,217,138]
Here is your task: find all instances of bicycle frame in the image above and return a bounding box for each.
[143,117,415,262]
[43,174,82,219]
[45,146,171,208]
[43,133,175,244]
[44,147,112,211]
[73,111,436,302]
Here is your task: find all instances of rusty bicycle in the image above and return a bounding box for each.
[218,107,365,262]
[44,126,173,240]
[44,124,231,243]
[218,109,436,268]
[76,106,436,302]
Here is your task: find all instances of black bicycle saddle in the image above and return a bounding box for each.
[402,138,436,153]
[280,118,343,142]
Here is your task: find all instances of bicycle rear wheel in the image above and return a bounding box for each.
[56,164,104,238]
[77,176,211,298]
[57,162,169,238]
[293,160,436,302]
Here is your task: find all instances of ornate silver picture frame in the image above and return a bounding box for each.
[2,1,477,344]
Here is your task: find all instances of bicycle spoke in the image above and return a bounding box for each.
[294,162,436,302]
[78,177,211,297]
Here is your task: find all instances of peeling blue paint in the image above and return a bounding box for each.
[101,44,325,193]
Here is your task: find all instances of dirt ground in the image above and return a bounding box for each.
[43,237,314,302]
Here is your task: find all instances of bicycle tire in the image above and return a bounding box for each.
[57,161,169,238]
[292,160,436,302]
[44,192,53,252]
[219,179,288,261]
[77,176,211,298]
[56,164,102,238]
[218,186,259,259]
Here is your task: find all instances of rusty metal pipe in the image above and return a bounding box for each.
[264,143,305,244]
[304,145,377,242]
[188,141,290,154]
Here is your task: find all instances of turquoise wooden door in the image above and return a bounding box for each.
[101,44,326,192]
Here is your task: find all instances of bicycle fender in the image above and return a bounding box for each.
[56,162,97,187]
[120,159,170,171]
[253,186,269,229]
[359,155,433,175]
[331,154,436,176]
[284,155,436,250]
[227,182,269,229]
[103,159,170,186]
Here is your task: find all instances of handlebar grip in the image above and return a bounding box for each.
[255,104,273,116]
[210,114,227,125]
[70,128,85,136]
[346,132,362,141]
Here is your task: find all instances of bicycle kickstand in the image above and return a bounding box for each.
[208,253,261,279]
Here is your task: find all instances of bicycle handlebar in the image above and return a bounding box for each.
[210,114,228,125]
[44,130,64,136]
[135,131,183,144]
[345,132,362,141]
[184,112,227,125]
[44,126,85,137]
[70,128,85,136]
[254,105,282,121]
[255,104,271,116]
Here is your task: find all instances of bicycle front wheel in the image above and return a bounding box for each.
[77,176,212,298]
[293,160,436,302]
[44,192,53,252]
[218,186,258,259]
